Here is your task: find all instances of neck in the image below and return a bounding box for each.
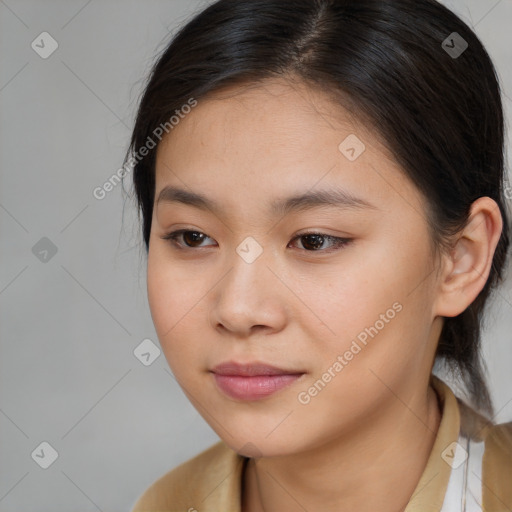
[242,380,441,512]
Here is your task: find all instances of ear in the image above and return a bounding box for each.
[433,197,503,318]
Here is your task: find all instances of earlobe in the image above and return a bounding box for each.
[433,197,503,318]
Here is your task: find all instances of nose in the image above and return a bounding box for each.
[209,244,288,338]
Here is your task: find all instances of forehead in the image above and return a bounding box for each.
[155,77,384,172]
[163,78,371,143]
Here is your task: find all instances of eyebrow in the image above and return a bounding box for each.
[156,185,379,216]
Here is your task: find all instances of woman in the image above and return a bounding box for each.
[126,0,512,510]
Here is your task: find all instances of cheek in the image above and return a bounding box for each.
[303,253,400,336]
[146,247,203,358]
[307,236,434,366]
[147,248,171,333]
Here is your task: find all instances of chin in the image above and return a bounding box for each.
[216,430,304,459]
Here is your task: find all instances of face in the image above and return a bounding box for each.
[147,77,443,457]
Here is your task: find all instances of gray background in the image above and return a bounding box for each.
[0,0,511,510]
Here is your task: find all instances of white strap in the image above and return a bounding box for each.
[465,437,484,511]
[440,435,483,511]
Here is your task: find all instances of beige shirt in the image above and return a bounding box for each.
[131,375,512,511]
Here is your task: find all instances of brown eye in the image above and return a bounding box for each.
[181,231,206,247]
[289,232,352,252]
[299,234,326,251]
[161,230,215,249]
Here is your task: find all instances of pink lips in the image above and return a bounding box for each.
[211,362,304,401]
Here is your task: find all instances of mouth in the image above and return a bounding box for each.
[210,361,306,401]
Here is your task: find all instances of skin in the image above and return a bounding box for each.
[146,77,503,512]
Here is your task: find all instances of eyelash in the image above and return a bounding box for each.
[160,229,352,254]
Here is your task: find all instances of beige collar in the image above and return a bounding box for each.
[403,375,461,511]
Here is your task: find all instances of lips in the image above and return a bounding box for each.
[211,361,305,400]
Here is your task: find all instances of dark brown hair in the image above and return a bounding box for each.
[123,0,511,416]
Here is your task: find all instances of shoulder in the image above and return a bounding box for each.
[457,394,512,460]
[483,418,512,456]
[481,419,512,509]
[457,394,512,452]
[131,441,246,512]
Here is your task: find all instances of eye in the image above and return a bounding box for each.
[160,229,216,249]
[160,229,352,253]
[288,232,352,252]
